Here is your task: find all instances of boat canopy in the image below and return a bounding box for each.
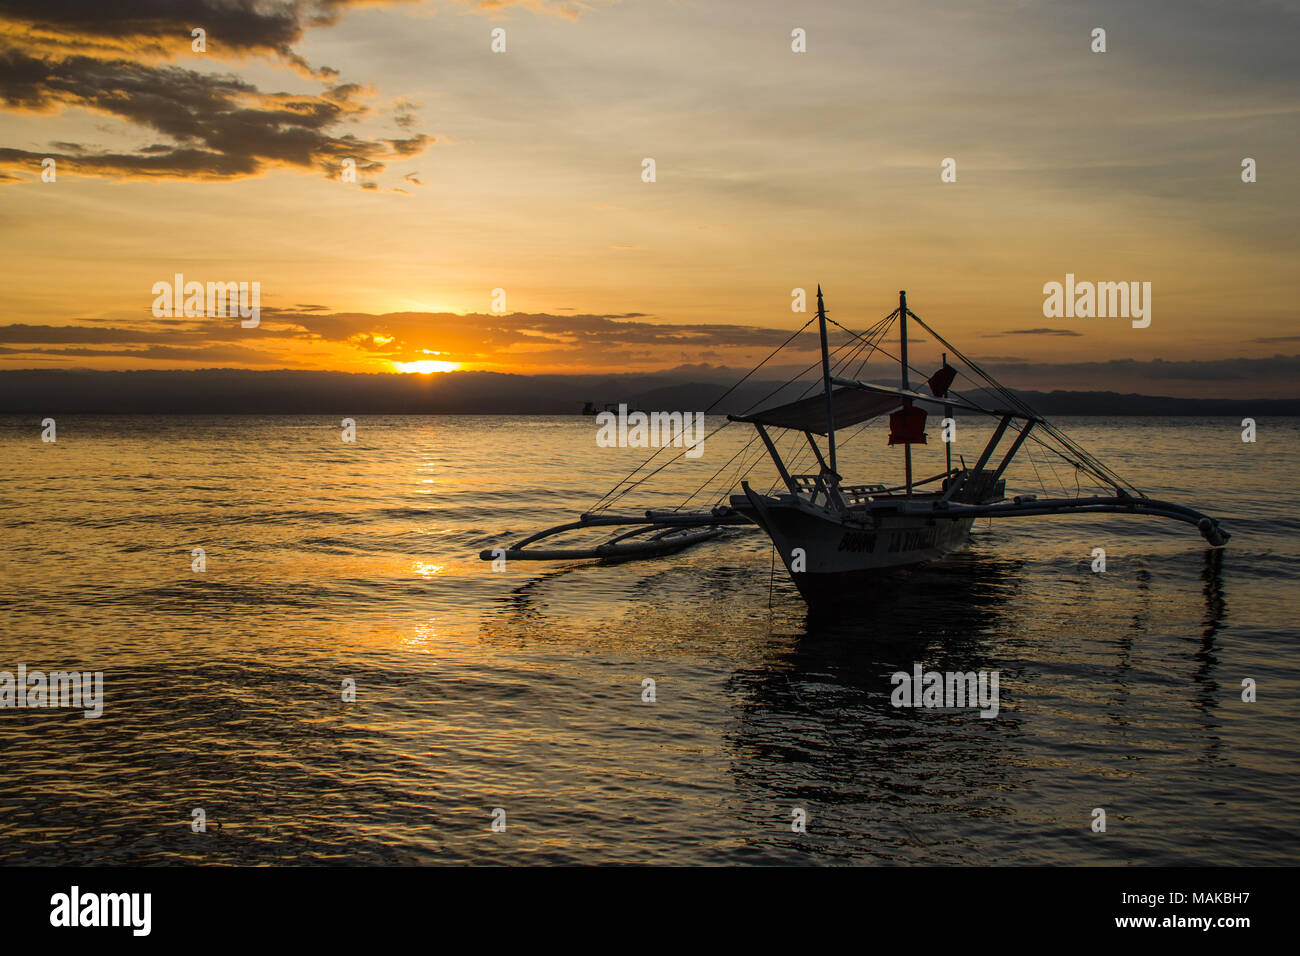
[729,386,901,435]
[830,377,1039,421]
[729,377,1034,436]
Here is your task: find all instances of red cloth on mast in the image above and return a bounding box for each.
[888,404,928,445]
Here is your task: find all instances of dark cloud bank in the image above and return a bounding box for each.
[0,0,432,183]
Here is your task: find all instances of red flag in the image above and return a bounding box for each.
[927,364,957,398]
[888,405,928,445]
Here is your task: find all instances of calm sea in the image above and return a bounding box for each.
[0,415,1296,865]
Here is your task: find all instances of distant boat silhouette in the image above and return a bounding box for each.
[581,401,642,415]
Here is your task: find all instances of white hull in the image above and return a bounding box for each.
[731,489,973,605]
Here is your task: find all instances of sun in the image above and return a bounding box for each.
[392,360,460,373]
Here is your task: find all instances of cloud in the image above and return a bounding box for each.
[282,310,833,365]
[0,49,433,181]
[985,328,1084,337]
[1,313,1296,397]
[0,1,606,67]
[470,0,590,21]
[0,343,308,365]
[1000,355,1300,383]
[0,1,441,183]
[5,308,1289,381]
[0,310,835,370]
[0,323,212,344]
[0,0,320,68]
[392,97,420,129]
[0,0,605,184]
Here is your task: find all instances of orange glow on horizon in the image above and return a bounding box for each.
[392,360,460,373]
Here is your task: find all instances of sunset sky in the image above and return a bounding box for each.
[0,0,1296,395]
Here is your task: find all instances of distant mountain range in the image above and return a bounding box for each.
[1,368,1296,416]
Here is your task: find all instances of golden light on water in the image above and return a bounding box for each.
[392,360,459,373]
[412,561,444,579]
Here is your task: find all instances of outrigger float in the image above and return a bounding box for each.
[480,288,1230,607]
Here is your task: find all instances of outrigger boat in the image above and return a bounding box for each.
[480,288,1230,607]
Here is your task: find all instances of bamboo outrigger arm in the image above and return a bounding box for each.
[477,508,753,562]
[913,494,1232,547]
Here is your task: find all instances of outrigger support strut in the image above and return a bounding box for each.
[990,421,1034,484]
[478,508,752,563]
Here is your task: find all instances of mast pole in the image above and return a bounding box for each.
[817,285,837,476]
[943,350,952,475]
[899,291,909,390]
[900,290,913,496]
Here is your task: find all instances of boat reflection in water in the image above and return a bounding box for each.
[478,540,1229,863]
[724,550,1028,862]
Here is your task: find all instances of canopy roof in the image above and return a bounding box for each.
[830,377,1036,420]
[729,387,902,435]
[729,378,1036,436]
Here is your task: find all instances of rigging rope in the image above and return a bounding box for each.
[588,299,1140,517]
[592,313,893,513]
[905,309,1142,496]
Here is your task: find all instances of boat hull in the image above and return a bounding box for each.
[731,490,973,606]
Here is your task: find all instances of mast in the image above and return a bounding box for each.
[899,291,909,390]
[817,285,837,476]
[900,290,913,496]
[943,350,952,475]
